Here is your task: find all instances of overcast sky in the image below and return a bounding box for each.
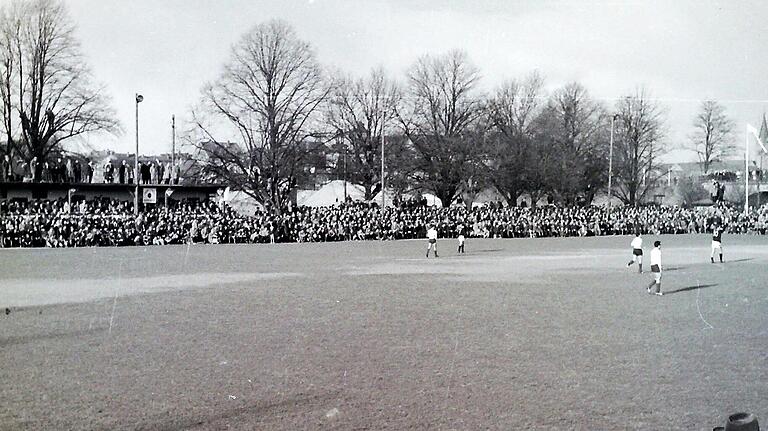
[64,0,768,162]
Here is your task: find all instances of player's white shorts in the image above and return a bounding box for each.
[711,240,722,250]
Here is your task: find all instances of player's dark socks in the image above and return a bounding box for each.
[627,261,633,267]
[720,254,723,263]
[638,264,642,273]
[711,257,714,263]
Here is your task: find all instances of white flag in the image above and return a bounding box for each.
[747,124,768,153]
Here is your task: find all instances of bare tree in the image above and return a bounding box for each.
[485,71,545,205]
[326,67,400,200]
[675,176,708,207]
[687,100,735,174]
[0,0,118,171]
[613,89,667,206]
[539,82,610,204]
[189,20,331,214]
[398,50,484,206]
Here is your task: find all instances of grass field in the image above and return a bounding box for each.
[1,234,768,430]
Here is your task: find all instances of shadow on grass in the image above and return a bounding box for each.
[473,249,504,253]
[664,266,685,271]
[726,258,754,263]
[664,283,717,295]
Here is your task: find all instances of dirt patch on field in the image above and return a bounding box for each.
[0,272,300,307]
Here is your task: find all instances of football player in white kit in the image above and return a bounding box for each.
[426,224,439,258]
[647,240,663,296]
[626,233,643,273]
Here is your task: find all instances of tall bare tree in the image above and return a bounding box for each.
[190,20,331,213]
[398,50,484,206]
[537,82,610,204]
[0,0,117,171]
[687,100,735,174]
[485,71,545,205]
[326,67,400,200]
[613,89,666,206]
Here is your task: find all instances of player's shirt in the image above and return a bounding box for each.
[630,236,643,250]
[427,228,438,240]
[650,247,662,268]
[712,228,722,242]
[457,234,465,244]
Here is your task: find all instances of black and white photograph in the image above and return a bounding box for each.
[1,0,768,429]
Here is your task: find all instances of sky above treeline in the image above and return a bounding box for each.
[64,0,768,162]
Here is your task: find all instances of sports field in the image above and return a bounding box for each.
[1,234,767,430]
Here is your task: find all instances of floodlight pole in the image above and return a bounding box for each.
[171,115,176,177]
[135,93,143,215]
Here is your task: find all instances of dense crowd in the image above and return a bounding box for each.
[2,198,768,248]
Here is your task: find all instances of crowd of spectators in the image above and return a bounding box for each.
[102,159,181,185]
[0,154,181,185]
[2,154,95,183]
[2,198,768,248]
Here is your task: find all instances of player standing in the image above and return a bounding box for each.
[711,223,724,263]
[456,223,465,254]
[647,240,663,296]
[426,224,439,258]
[626,232,643,273]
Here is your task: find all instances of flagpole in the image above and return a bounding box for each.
[745,124,749,215]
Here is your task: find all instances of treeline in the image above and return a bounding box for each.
[189,20,687,212]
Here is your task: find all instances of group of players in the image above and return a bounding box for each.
[425,222,727,297]
[625,223,725,296]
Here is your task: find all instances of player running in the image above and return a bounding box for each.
[626,232,643,273]
[711,223,724,263]
[426,224,439,258]
[647,240,663,296]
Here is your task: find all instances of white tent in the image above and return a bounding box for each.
[590,193,624,208]
[421,193,443,207]
[300,180,366,207]
[468,187,506,208]
[369,189,444,207]
[296,189,315,206]
[222,188,265,216]
[370,188,397,207]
